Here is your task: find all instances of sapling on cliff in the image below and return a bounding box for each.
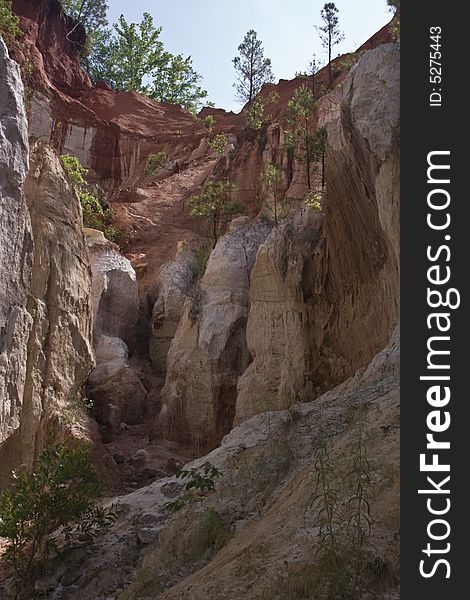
[286,85,316,191]
[188,180,244,245]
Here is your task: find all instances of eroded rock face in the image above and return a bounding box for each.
[87,336,147,438]
[86,230,139,351]
[236,43,400,424]
[0,37,31,448]
[149,245,196,376]
[235,209,323,423]
[155,221,271,454]
[0,42,94,485]
[29,327,399,600]
[85,232,144,437]
[311,42,400,389]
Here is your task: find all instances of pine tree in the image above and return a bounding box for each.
[232,29,274,105]
[316,3,344,87]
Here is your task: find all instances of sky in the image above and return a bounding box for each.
[106,1,392,112]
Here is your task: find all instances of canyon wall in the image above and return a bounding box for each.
[154,43,400,450]
[0,38,94,487]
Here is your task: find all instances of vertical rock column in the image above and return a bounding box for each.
[0,39,95,487]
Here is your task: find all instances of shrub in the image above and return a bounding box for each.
[0,0,21,42]
[60,154,124,245]
[188,180,243,245]
[144,151,167,175]
[335,49,365,75]
[207,132,229,156]
[166,462,222,512]
[260,161,283,224]
[243,90,279,130]
[0,444,115,593]
[203,114,215,131]
[304,187,324,213]
[308,404,373,598]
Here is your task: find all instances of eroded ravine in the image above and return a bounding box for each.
[0,2,399,598]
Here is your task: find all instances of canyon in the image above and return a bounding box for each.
[0,1,399,598]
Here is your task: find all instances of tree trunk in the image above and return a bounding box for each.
[328,32,332,87]
[305,118,311,191]
[322,150,325,188]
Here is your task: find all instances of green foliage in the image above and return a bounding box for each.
[193,244,211,282]
[296,55,320,97]
[0,444,115,591]
[304,187,323,213]
[60,1,109,77]
[203,114,216,131]
[0,0,22,42]
[345,407,373,595]
[316,3,344,86]
[151,53,208,114]
[243,90,279,130]
[389,15,400,41]
[260,161,283,224]
[233,29,275,105]
[188,180,243,244]
[166,462,223,512]
[309,405,373,598]
[144,151,167,176]
[60,0,108,34]
[201,507,230,555]
[286,89,328,192]
[60,154,123,245]
[85,12,208,112]
[286,85,316,190]
[207,132,229,156]
[335,49,365,74]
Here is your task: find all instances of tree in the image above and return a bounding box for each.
[243,90,279,130]
[188,181,244,245]
[296,55,320,98]
[260,161,283,224]
[60,0,108,37]
[316,3,344,87]
[0,0,21,44]
[87,13,208,113]
[286,85,316,190]
[312,126,328,188]
[151,54,208,113]
[387,0,400,9]
[232,29,274,105]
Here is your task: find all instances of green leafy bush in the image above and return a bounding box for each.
[0,0,21,42]
[203,114,215,131]
[207,133,229,156]
[0,444,115,592]
[309,405,374,598]
[144,151,167,175]
[243,90,279,130]
[166,462,223,512]
[304,187,324,213]
[189,180,243,245]
[60,154,124,245]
